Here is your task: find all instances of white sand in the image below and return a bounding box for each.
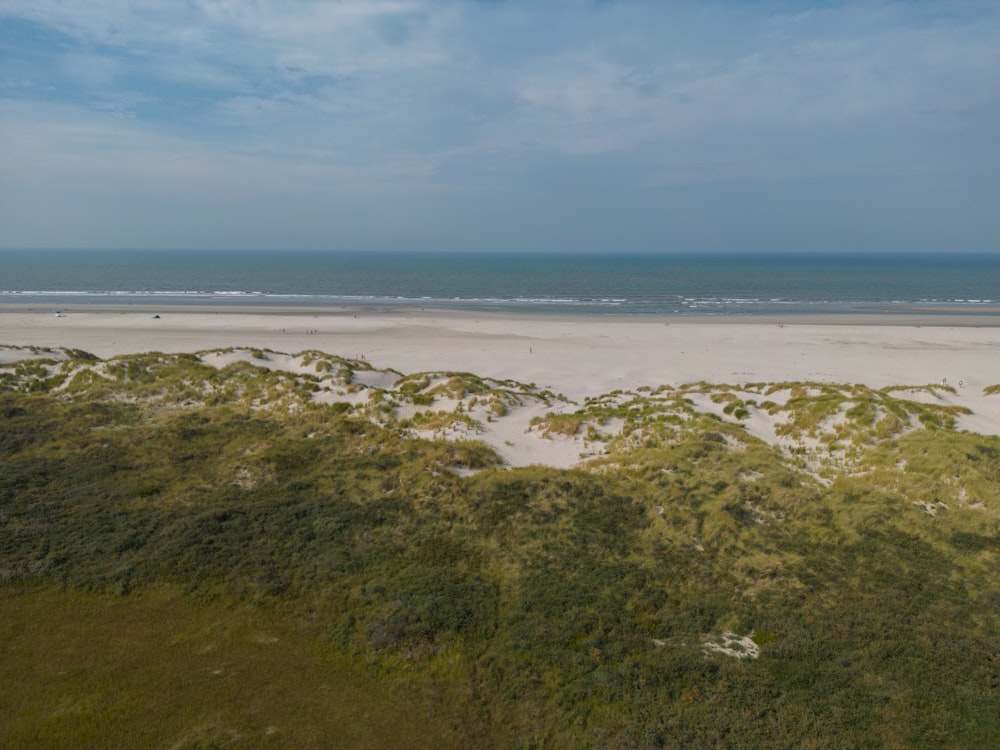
[4,306,1000,467]
[4,306,999,395]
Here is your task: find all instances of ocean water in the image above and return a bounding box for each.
[1,250,999,316]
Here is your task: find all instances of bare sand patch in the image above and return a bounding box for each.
[4,309,1000,467]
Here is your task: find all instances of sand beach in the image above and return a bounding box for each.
[3,305,999,394]
[4,304,1000,467]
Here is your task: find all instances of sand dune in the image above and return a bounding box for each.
[4,306,1000,468]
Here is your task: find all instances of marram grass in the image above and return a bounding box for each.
[2,349,999,749]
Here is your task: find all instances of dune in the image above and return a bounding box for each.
[4,305,1000,468]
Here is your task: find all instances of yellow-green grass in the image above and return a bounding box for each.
[5,352,1000,748]
[0,586,484,750]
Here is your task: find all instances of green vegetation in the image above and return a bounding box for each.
[531,412,586,437]
[2,351,999,748]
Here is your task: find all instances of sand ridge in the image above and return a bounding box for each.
[3,307,1000,469]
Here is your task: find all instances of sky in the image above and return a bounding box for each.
[0,1,998,253]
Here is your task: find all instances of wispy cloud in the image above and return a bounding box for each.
[1,0,997,250]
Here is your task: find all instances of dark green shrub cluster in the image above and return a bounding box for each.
[2,357,1000,749]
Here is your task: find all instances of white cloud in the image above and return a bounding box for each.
[1,0,998,250]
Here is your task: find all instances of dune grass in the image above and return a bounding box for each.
[2,352,1000,748]
[0,586,478,750]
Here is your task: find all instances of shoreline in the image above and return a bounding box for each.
[4,301,1000,326]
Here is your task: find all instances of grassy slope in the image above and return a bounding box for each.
[2,352,999,748]
[0,587,474,750]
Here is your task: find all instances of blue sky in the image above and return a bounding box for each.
[1,1,997,252]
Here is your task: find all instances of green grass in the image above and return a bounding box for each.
[2,353,1000,748]
[0,587,480,750]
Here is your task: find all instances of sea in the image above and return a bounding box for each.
[2,249,999,317]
